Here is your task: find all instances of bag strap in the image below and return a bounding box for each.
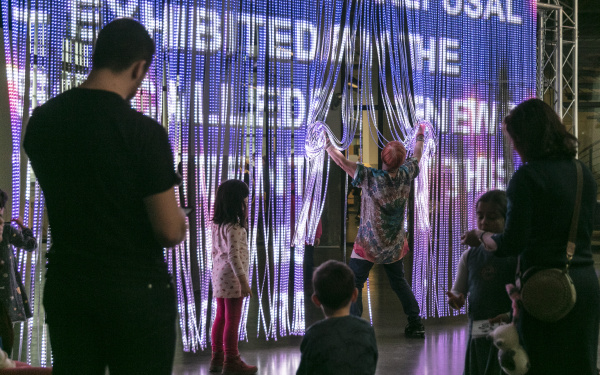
[566,160,583,265]
[517,160,583,285]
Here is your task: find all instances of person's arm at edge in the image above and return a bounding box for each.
[478,230,498,251]
[228,226,253,298]
[144,187,187,247]
[296,335,309,375]
[489,170,533,256]
[6,221,37,251]
[451,249,469,296]
[314,219,322,247]
[413,123,426,163]
[446,249,468,309]
[325,144,357,177]
[461,229,497,250]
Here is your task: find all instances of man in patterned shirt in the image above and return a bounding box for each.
[325,124,426,337]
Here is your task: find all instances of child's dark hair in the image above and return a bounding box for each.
[477,190,507,219]
[312,260,355,312]
[0,189,7,210]
[212,180,249,227]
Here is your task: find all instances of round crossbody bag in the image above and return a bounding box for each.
[519,265,576,322]
[517,161,582,323]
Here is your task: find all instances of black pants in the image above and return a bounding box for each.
[519,265,599,375]
[348,257,421,324]
[43,273,177,375]
[304,245,315,288]
[0,300,13,354]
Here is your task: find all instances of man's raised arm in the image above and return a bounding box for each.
[326,143,357,177]
[413,124,426,163]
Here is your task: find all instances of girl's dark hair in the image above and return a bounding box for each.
[504,98,577,162]
[477,190,507,219]
[212,180,249,227]
[0,189,7,210]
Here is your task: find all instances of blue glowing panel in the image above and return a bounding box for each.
[396,0,536,317]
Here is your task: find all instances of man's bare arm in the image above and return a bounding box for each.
[144,188,187,247]
[413,124,426,163]
[326,144,357,177]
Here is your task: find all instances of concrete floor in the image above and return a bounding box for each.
[171,262,469,375]
[171,209,600,375]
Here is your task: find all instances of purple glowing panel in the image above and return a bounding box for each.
[2,0,536,362]
[407,0,536,318]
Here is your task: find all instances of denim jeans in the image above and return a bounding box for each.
[44,273,177,375]
[348,257,421,323]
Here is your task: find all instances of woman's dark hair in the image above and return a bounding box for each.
[0,189,7,210]
[504,98,577,161]
[212,180,249,227]
[92,18,155,72]
[477,190,507,219]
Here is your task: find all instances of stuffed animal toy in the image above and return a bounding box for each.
[489,323,530,375]
[488,284,530,375]
[489,323,520,351]
[0,349,15,369]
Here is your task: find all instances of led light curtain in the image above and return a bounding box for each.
[1,0,347,358]
[410,0,532,319]
[2,0,536,364]
[415,0,536,318]
[320,0,535,320]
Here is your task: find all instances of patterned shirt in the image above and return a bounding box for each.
[211,223,249,298]
[352,157,419,264]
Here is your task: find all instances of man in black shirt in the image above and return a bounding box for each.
[24,19,187,374]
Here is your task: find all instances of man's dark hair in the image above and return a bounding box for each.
[313,260,355,312]
[212,180,249,228]
[477,190,507,219]
[504,98,577,162]
[0,189,7,210]
[92,18,155,72]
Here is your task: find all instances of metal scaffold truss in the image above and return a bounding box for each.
[537,0,578,134]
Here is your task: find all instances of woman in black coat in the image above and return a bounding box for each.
[462,98,599,375]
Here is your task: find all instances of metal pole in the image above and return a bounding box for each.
[537,9,545,98]
[573,0,579,142]
[558,8,563,118]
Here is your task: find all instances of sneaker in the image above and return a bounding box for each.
[222,355,258,375]
[209,351,224,372]
[404,322,425,338]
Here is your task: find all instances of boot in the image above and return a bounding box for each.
[222,354,258,375]
[209,351,224,372]
[404,321,425,338]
